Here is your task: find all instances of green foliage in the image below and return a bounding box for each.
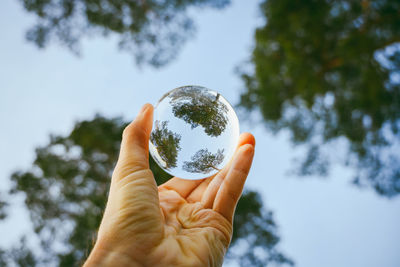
[228,191,294,266]
[19,0,230,66]
[183,148,224,173]
[7,114,291,266]
[150,120,182,169]
[241,0,400,197]
[1,237,37,267]
[170,86,229,137]
[0,193,7,220]
[0,250,5,267]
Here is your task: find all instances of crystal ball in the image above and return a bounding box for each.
[149,86,240,180]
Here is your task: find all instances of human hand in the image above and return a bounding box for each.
[84,103,255,267]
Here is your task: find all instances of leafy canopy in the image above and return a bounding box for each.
[150,120,182,169]
[170,86,229,137]
[240,0,400,197]
[183,148,225,174]
[20,0,231,67]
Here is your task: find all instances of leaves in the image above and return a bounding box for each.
[19,0,231,67]
[170,86,229,137]
[240,0,400,197]
[183,148,225,174]
[150,120,182,169]
[0,237,37,267]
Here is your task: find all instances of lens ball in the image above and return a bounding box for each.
[149,86,240,180]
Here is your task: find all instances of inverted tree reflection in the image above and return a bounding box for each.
[150,121,182,169]
[183,148,225,174]
[169,86,229,137]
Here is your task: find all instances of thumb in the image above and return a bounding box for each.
[115,103,154,178]
[110,103,159,208]
[103,103,163,242]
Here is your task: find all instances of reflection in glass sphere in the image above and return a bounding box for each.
[149,86,240,180]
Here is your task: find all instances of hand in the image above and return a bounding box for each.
[84,103,255,267]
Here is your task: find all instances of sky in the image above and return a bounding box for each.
[1,0,400,267]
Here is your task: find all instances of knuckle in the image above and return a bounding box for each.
[122,121,148,143]
[122,123,133,139]
[233,166,249,179]
[226,189,238,204]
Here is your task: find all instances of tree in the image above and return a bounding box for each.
[18,0,231,67]
[0,193,7,220]
[150,120,182,169]
[240,0,400,197]
[169,86,229,137]
[0,195,8,266]
[4,114,292,266]
[0,237,37,267]
[183,148,225,174]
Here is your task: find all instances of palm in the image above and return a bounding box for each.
[97,171,236,266]
[152,178,233,266]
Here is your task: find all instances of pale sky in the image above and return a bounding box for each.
[1,0,400,267]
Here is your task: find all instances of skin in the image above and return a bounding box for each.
[84,103,255,267]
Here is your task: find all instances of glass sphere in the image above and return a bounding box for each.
[149,85,240,180]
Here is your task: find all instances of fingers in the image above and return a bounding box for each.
[185,177,213,203]
[213,135,255,222]
[200,173,224,208]
[159,134,255,203]
[115,104,154,177]
[237,132,256,147]
[159,177,205,198]
[201,133,255,209]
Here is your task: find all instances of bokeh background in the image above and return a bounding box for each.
[1,0,400,266]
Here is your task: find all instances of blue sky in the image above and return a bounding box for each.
[1,0,400,266]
